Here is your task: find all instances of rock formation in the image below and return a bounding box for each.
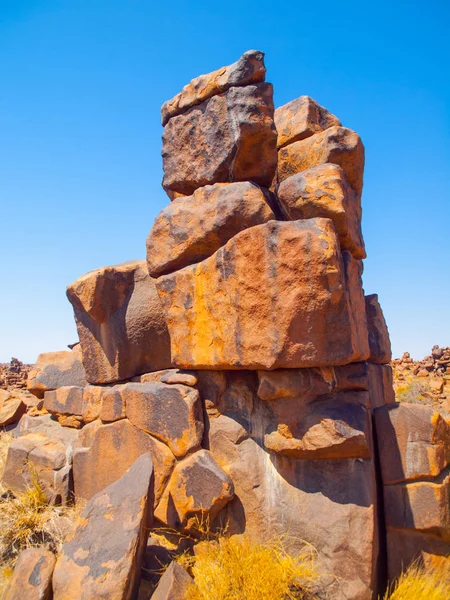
[2,50,448,600]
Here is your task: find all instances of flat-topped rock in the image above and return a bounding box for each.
[161,49,266,125]
[277,163,365,259]
[275,96,341,149]
[66,261,171,384]
[156,219,369,370]
[27,345,87,399]
[162,83,277,197]
[147,182,275,277]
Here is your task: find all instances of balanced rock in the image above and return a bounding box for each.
[161,49,266,126]
[156,219,369,370]
[277,126,365,196]
[53,453,154,600]
[365,294,392,364]
[147,182,275,277]
[277,163,365,259]
[155,449,234,533]
[73,418,175,503]
[27,345,87,399]
[66,261,171,384]
[3,548,56,600]
[151,562,193,600]
[162,83,277,197]
[275,96,341,149]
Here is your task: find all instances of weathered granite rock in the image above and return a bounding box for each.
[27,345,87,399]
[146,182,275,277]
[44,386,84,427]
[162,83,277,197]
[2,421,78,504]
[3,548,56,600]
[277,164,365,259]
[0,392,26,426]
[66,261,171,384]
[161,50,266,126]
[365,294,392,364]
[155,449,234,533]
[277,126,365,196]
[275,96,341,149]
[156,219,369,370]
[73,418,175,503]
[151,562,193,600]
[374,403,450,484]
[53,453,154,600]
[123,382,203,458]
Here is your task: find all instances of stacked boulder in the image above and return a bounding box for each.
[2,50,448,600]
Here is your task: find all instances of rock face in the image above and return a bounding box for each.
[3,548,56,600]
[365,294,392,364]
[66,261,171,384]
[162,83,277,197]
[277,164,365,259]
[146,182,275,277]
[275,96,341,149]
[374,403,450,580]
[157,218,369,370]
[27,345,87,399]
[53,453,154,600]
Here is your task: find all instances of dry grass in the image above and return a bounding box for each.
[384,558,450,600]
[396,379,431,403]
[0,430,82,595]
[180,533,318,600]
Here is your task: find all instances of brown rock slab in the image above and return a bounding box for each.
[53,453,154,600]
[3,547,56,600]
[367,363,395,409]
[0,393,26,426]
[155,449,234,533]
[66,261,172,384]
[156,219,369,370]
[73,418,175,504]
[277,126,365,196]
[146,182,275,277]
[264,394,372,459]
[160,371,197,387]
[124,382,203,458]
[151,562,193,600]
[161,49,266,126]
[99,384,127,422]
[27,345,87,399]
[162,83,277,197]
[277,163,365,259]
[44,386,84,418]
[365,294,392,364]
[275,95,341,149]
[374,403,450,484]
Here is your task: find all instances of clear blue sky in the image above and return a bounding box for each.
[1,0,449,363]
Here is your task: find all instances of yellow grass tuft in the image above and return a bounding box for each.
[384,558,450,600]
[182,533,318,600]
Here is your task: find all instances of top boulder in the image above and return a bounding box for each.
[161,50,266,126]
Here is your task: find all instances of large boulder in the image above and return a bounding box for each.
[27,345,87,399]
[0,391,27,426]
[275,95,341,149]
[156,219,369,370]
[365,294,392,364]
[66,261,171,384]
[277,164,365,259]
[3,548,56,600]
[73,418,175,503]
[162,83,277,197]
[146,182,275,277]
[53,453,154,600]
[277,126,365,196]
[161,49,266,125]
[154,449,234,533]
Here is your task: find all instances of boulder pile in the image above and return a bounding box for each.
[0,358,32,390]
[2,51,449,600]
